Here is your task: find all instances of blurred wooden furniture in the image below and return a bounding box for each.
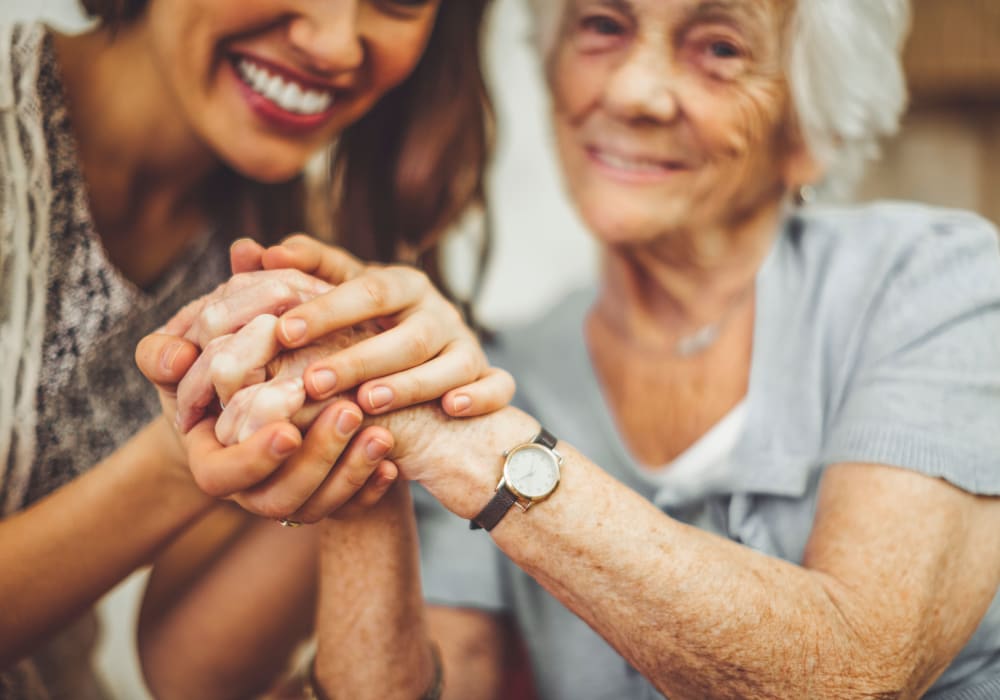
[904,0,1000,106]
[860,0,1000,226]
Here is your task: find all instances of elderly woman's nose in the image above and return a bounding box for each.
[287,3,364,74]
[604,45,681,123]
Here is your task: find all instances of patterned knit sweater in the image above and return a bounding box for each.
[0,24,230,699]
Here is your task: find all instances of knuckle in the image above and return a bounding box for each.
[396,264,426,286]
[316,438,347,468]
[356,489,381,510]
[442,302,465,327]
[283,233,313,248]
[191,469,227,499]
[264,279,296,307]
[405,327,434,361]
[342,462,372,491]
[208,350,236,379]
[400,375,425,403]
[257,496,299,521]
[203,333,231,355]
[497,370,517,395]
[197,304,229,345]
[361,277,390,308]
[452,347,482,380]
[338,353,370,386]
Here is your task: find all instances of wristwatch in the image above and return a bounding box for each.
[470,428,563,532]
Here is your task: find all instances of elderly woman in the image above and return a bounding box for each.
[145,0,1000,697]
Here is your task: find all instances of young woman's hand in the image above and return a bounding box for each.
[136,332,398,524]
[231,235,515,418]
[169,237,514,432]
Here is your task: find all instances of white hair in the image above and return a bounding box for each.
[525,0,912,198]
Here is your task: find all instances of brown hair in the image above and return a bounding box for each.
[80,0,494,305]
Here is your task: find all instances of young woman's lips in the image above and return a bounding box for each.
[585,145,690,185]
[229,54,341,135]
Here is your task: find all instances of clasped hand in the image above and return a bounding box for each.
[137,235,513,522]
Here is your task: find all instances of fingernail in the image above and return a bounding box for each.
[335,408,362,438]
[161,341,184,372]
[377,472,397,487]
[452,394,472,414]
[271,432,299,458]
[310,369,338,397]
[280,318,308,344]
[366,437,392,462]
[368,386,394,410]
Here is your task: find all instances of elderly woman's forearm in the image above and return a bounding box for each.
[312,485,439,700]
[420,415,989,700]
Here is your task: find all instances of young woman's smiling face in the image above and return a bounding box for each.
[139,0,441,182]
[549,0,809,244]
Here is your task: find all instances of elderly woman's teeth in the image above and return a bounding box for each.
[237,59,334,116]
[596,150,673,173]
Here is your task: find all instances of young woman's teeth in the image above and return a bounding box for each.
[237,59,333,116]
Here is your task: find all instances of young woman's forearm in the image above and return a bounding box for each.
[139,510,320,700]
[0,417,212,666]
[312,484,437,700]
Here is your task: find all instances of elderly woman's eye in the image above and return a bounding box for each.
[382,0,434,12]
[582,16,625,36]
[709,41,742,59]
[573,13,630,52]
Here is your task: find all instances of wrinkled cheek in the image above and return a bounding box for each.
[549,49,607,123]
[691,83,788,200]
[717,86,785,163]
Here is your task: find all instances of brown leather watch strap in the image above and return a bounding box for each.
[470,484,518,531]
[470,428,560,532]
[536,427,558,450]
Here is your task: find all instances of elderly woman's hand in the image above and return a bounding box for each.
[159,266,333,431]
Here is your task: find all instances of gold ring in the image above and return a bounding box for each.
[278,519,302,528]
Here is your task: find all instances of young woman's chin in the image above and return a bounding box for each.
[233,157,308,184]
[211,138,318,183]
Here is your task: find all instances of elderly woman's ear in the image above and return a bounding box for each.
[781,140,824,196]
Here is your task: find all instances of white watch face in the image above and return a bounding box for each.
[505,445,560,500]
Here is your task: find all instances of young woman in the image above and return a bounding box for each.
[0,0,508,697]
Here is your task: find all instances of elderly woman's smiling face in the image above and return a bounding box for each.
[549,0,811,244]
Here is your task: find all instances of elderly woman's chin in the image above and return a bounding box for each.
[571,187,704,246]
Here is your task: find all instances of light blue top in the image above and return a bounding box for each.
[414,202,1000,700]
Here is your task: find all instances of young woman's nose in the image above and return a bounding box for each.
[286,2,365,75]
[603,42,682,124]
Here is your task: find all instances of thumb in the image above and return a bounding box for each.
[136,333,200,388]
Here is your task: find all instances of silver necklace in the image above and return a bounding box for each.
[674,322,724,357]
[593,285,754,358]
[673,281,755,357]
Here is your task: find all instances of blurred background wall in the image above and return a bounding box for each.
[1,0,996,697]
[860,0,1000,224]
